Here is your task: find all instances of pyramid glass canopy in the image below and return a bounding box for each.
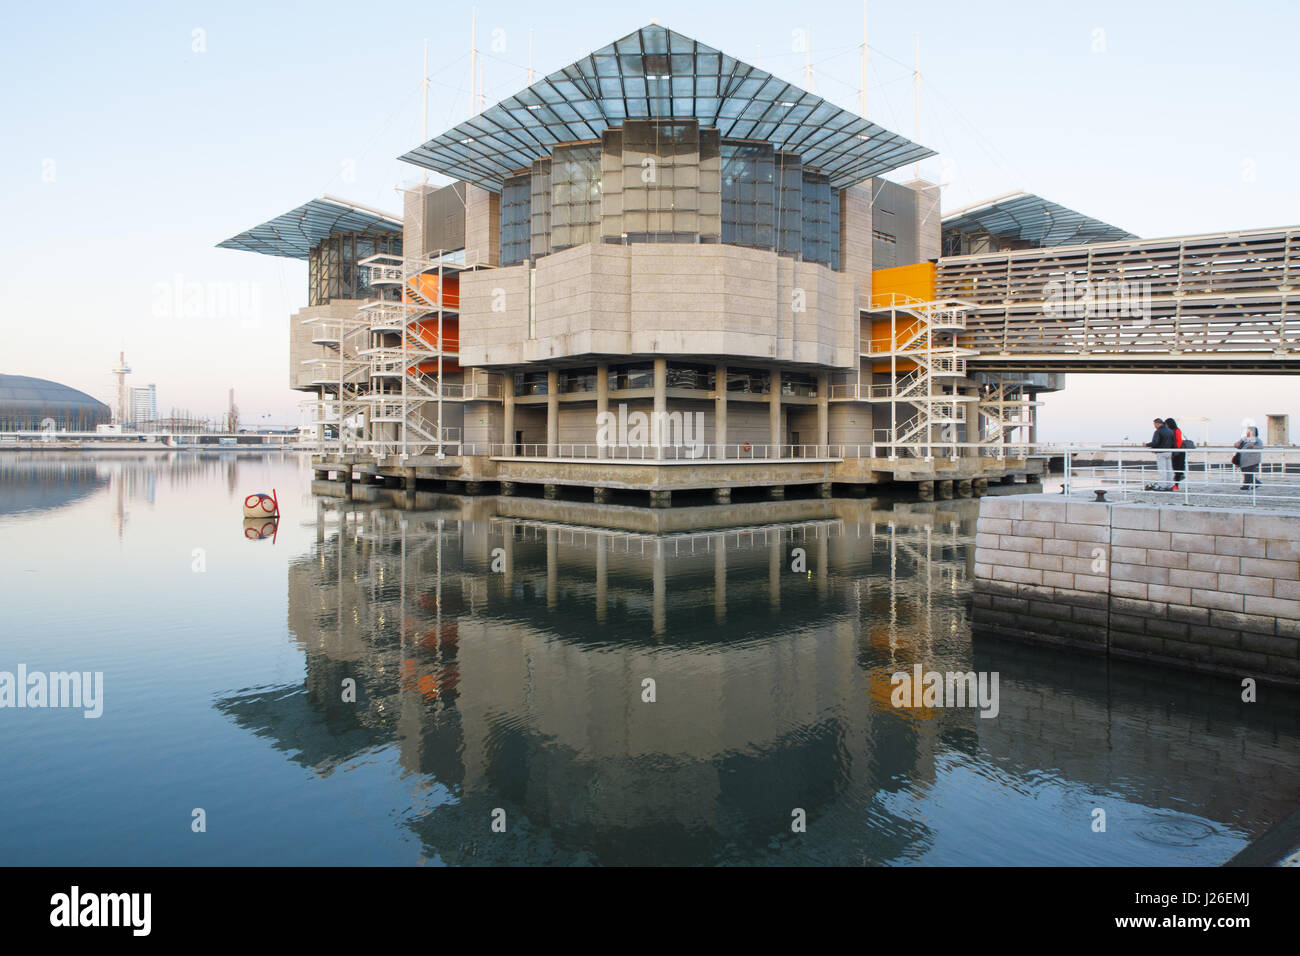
[218,196,402,260]
[942,191,1136,248]
[400,24,935,192]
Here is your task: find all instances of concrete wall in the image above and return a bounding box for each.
[973,495,1300,684]
[458,242,856,369]
[827,404,874,446]
[465,184,499,266]
[907,178,942,262]
[839,183,873,305]
[288,299,366,391]
[403,185,433,260]
[463,400,503,447]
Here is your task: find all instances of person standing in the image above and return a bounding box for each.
[1166,417,1186,489]
[1235,426,1263,490]
[1145,417,1176,490]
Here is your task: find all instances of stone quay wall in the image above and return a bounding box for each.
[972,494,1300,685]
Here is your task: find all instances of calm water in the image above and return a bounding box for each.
[1,450,1298,866]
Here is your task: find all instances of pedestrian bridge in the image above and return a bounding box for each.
[930,225,1300,372]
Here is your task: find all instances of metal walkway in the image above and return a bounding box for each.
[936,225,1300,372]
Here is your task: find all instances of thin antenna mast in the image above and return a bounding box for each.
[422,39,430,181]
[913,33,921,177]
[528,29,535,82]
[473,8,483,117]
[803,27,814,91]
[859,3,868,116]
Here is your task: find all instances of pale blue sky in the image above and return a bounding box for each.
[2,0,1297,439]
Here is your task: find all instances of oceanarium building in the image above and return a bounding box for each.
[228,23,1293,502]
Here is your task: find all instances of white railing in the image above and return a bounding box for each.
[1061,445,1300,508]
[361,301,422,329]
[437,441,1043,461]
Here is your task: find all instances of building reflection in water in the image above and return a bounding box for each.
[217,490,1300,865]
[0,449,294,536]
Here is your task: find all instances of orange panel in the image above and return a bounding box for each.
[407,273,460,309]
[869,315,921,349]
[870,262,935,306]
[411,316,458,352]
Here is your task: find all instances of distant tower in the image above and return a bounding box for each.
[112,351,131,425]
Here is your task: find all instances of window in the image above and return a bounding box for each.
[609,363,654,390]
[530,159,551,259]
[550,144,602,251]
[514,371,548,396]
[775,153,802,259]
[559,367,597,393]
[801,172,833,266]
[666,362,715,390]
[721,143,775,251]
[726,367,770,394]
[500,173,531,267]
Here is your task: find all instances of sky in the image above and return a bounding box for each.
[2,0,1297,440]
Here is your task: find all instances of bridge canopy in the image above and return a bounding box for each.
[942,191,1136,254]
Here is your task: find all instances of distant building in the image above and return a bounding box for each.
[129,384,157,426]
[0,374,112,431]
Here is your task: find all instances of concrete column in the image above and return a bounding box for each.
[652,540,666,637]
[769,368,782,457]
[596,364,609,460]
[503,382,515,457]
[595,536,607,624]
[547,369,559,456]
[816,372,829,456]
[817,533,829,601]
[769,533,781,612]
[546,527,558,609]
[715,363,727,458]
[1028,391,1038,448]
[501,529,514,591]
[653,358,667,459]
[713,533,726,623]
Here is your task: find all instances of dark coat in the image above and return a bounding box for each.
[1147,425,1175,449]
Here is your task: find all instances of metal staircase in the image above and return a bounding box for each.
[975,381,1036,456]
[355,252,463,460]
[864,293,979,459]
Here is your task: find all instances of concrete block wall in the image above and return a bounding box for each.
[457,242,855,368]
[288,299,366,391]
[973,494,1300,684]
[465,184,499,266]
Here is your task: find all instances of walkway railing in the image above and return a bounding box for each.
[441,441,1038,461]
[1061,445,1300,508]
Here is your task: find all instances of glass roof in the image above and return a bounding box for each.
[217,196,402,260]
[942,191,1136,247]
[399,24,935,191]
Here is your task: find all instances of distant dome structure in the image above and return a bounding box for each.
[0,374,112,431]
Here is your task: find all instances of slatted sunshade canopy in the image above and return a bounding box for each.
[942,191,1137,248]
[399,23,936,192]
[217,196,403,260]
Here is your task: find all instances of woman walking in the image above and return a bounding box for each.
[1234,426,1263,490]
